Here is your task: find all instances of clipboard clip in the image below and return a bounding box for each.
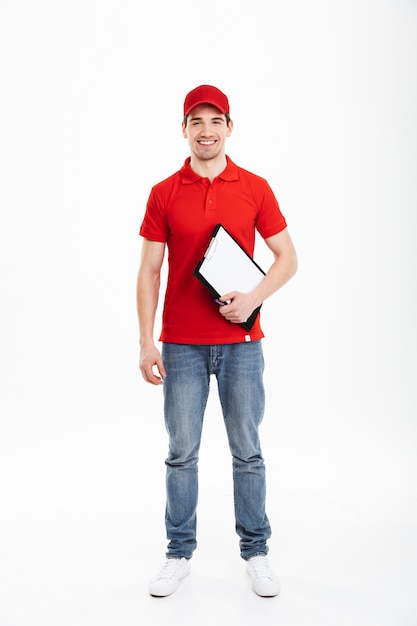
[204,236,218,261]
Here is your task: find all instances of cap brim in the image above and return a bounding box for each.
[184,100,228,115]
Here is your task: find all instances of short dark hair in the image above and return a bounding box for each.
[183,113,231,127]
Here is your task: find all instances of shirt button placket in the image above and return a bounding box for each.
[206,186,216,215]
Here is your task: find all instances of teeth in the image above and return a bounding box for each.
[200,141,215,145]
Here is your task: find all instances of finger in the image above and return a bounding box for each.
[146,370,164,385]
[221,291,237,302]
[140,364,163,385]
[152,355,166,379]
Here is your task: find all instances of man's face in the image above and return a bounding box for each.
[182,104,233,162]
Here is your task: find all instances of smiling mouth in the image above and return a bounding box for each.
[198,140,216,146]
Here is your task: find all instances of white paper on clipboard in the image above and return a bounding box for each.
[194,224,265,294]
[193,224,266,331]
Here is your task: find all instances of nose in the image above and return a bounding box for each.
[200,121,212,136]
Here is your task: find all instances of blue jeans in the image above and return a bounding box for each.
[161,341,271,560]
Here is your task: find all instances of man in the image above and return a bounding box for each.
[136,85,297,597]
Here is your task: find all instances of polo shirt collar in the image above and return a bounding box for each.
[180,155,239,184]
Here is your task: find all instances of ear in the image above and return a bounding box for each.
[226,119,233,137]
[182,121,187,138]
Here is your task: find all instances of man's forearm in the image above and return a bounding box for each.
[253,229,298,307]
[136,269,160,346]
[253,253,297,306]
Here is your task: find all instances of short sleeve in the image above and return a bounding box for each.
[139,187,169,242]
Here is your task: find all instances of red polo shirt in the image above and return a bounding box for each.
[139,156,287,344]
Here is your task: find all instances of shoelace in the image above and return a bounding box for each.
[249,557,274,580]
[157,559,183,581]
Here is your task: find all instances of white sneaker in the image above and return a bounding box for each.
[246,555,280,597]
[149,557,191,597]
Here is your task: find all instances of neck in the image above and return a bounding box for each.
[189,154,227,182]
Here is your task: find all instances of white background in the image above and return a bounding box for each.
[1,1,416,624]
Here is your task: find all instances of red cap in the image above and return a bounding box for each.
[183,85,230,116]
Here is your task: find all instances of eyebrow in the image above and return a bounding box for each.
[189,116,225,122]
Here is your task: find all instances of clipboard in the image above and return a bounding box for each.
[193,224,266,331]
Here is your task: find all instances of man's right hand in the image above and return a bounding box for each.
[139,344,166,385]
